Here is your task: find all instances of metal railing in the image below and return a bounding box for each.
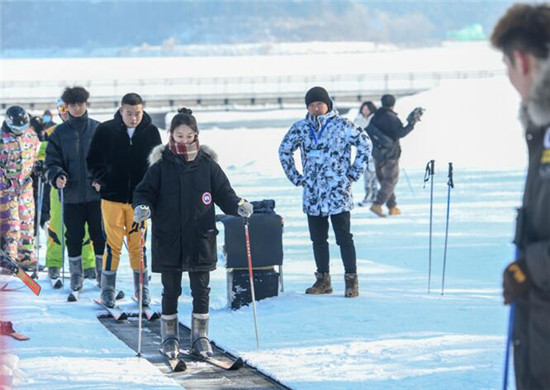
[1,69,506,109]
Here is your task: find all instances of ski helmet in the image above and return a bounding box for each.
[56,97,68,122]
[4,106,29,135]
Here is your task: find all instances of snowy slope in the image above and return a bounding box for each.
[0,60,526,389]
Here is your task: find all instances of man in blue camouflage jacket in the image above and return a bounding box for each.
[279,86,371,298]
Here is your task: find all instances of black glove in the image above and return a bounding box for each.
[407,107,425,124]
[33,160,46,177]
[503,260,532,304]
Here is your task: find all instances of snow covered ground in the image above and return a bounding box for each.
[0,40,527,388]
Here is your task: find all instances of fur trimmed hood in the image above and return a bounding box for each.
[522,57,550,128]
[148,143,218,166]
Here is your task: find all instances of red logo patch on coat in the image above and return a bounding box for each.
[202,192,212,205]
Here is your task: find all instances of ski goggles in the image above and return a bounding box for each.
[7,122,29,135]
[57,105,68,115]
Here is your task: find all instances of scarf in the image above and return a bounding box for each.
[168,136,200,162]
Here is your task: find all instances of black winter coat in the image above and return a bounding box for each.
[87,111,162,204]
[133,145,241,273]
[45,112,100,204]
[370,107,415,160]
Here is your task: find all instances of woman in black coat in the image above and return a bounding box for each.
[133,107,253,359]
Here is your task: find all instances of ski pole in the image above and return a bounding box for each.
[441,162,454,295]
[401,167,415,196]
[60,189,65,289]
[503,246,519,390]
[503,302,516,390]
[423,160,435,293]
[244,217,260,349]
[137,222,145,357]
[32,176,45,279]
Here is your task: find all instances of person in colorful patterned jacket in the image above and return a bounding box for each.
[0,106,40,269]
[279,86,371,298]
[43,98,98,283]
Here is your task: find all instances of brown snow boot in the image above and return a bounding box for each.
[370,204,386,218]
[305,272,333,294]
[344,273,359,298]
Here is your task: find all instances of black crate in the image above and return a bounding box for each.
[227,268,279,310]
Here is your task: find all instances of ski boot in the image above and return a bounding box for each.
[191,313,213,358]
[161,313,180,358]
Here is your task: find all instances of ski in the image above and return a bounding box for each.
[93,298,128,321]
[0,249,41,296]
[131,296,160,320]
[159,349,187,372]
[179,349,243,371]
[50,278,63,289]
[68,290,80,302]
[0,321,29,341]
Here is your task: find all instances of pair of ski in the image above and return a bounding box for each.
[93,296,159,321]
[70,287,124,303]
[160,348,243,372]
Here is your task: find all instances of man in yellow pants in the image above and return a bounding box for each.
[87,93,161,307]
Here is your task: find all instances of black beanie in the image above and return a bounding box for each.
[305,86,332,111]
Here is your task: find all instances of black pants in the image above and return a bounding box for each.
[161,271,210,315]
[307,212,357,274]
[513,292,550,390]
[63,201,104,258]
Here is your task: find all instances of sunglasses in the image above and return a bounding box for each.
[58,105,68,114]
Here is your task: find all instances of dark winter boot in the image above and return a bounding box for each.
[161,313,180,358]
[191,313,213,358]
[305,272,333,294]
[83,267,96,280]
[133,269,151,307]
[344,273,359,298]
[95,255,103,286]
[68,256,83,291]
[48,266,60,280]
[100,270,117,308]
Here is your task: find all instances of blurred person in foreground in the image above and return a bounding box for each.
[492,4,550,390]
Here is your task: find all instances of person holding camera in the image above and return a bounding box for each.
[368,94,423,217]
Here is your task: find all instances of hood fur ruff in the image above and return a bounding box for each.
[523,57,550,128]
[148,144,218,166]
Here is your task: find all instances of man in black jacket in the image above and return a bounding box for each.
[369,94,422,217]
[87,93,162,308]
[492,4,550,390]
[45,86,104,294]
